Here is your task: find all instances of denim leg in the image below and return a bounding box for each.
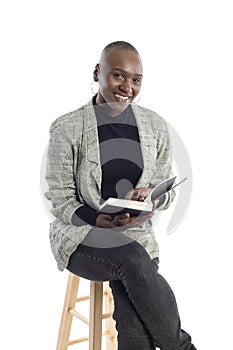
[110,280,155,350]
[114,242,193,350]
[67,228,195,350]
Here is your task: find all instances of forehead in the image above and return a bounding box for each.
[100,49,143,75]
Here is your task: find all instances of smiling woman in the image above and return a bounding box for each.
[94,42,143,115]
[45,41,197,349]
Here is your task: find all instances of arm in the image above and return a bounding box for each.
[72,205,98,226]
[45,120,85,224]
[45,120,139,228]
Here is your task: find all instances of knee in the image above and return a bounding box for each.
[120,241,152,272]
[129,240,151,261]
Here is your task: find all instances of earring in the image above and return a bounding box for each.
[91,80,99,95]
[132,94,141,104]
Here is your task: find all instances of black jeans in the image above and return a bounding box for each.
[67,228,196,350]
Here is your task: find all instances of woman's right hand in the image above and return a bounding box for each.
[95,212,132,229]
[95,209,157,229]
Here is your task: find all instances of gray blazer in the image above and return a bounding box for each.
[45,99,174,271]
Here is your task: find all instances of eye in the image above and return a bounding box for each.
[113,73,124,80]
[133,78,141,84]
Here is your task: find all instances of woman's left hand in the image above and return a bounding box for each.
[124,187,159,214]
[124,187,153,202]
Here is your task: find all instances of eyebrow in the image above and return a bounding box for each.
[112,67,143,77]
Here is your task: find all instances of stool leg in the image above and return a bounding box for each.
[104,283,117,350]
[56,273,80,350]
[89,281,103,350]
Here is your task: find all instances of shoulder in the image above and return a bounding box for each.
[49,109,79,132]
[131,103,169,131]
[49,102,88,131]
[49,101,95,140]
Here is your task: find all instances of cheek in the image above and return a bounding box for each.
[99,77,115,92]
[107,76,119,89]
[134,85,141,95]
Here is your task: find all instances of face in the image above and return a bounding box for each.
[94,49,143,116]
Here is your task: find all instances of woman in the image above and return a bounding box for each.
[45,41,196,350]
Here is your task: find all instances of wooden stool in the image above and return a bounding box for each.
[56,272,117,350]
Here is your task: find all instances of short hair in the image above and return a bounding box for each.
[101,41,139,55]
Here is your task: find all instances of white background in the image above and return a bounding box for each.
[1,1,233,349]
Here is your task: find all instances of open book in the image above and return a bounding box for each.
[98,176,187,216]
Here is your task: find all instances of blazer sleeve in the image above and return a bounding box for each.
[150,118,175,210]
[45,121,85,224]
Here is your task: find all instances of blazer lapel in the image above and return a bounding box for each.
[131,104,156,187]
[82,100,102,193]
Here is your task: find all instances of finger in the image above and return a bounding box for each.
[118,212,130,220]
[114,213,130,224]
[124,189,136,200]
[112,216,132,227]
[106,214,114,221]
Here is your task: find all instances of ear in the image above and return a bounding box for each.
[93,63,99,82]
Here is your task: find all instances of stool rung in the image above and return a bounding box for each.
[102,312,112,320]
[68,336,89,345]
[69,309,89,325]
[69,308,113,324]
[76,295,90,302]
[68,331,109,346]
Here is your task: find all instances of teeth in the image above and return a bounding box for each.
[115,93,130,102]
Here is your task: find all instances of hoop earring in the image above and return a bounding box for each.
[132,94,141,104]
[91,80,99,95]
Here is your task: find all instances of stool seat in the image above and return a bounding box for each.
[56,272,117,350]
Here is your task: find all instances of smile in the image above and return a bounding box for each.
[114,93,131,103]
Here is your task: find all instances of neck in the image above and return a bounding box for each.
[95,94,128,117]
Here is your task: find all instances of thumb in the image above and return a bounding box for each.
[153,199,160,210]
[119,212,130,220]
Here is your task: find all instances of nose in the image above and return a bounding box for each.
[120,78,132,94]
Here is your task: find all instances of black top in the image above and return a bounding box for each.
[95,101,143,200]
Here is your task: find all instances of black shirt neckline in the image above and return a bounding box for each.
[93,95,131,124]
